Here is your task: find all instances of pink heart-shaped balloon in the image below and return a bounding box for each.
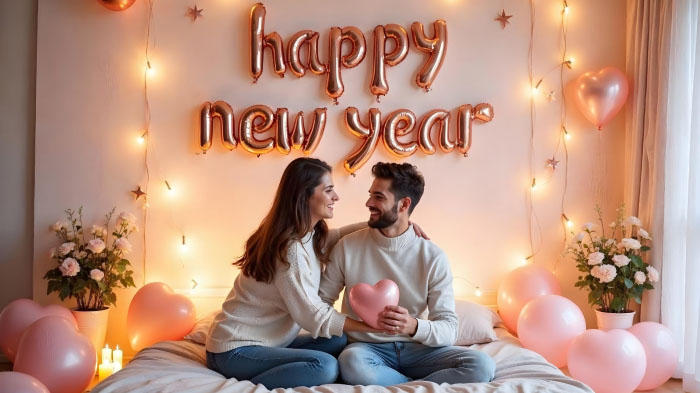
[348,279,399,329]
[573,66,630,130]
[127,282,196,351]
[628,322,678,391]
[567,329,646,393]
[0,299,76,362]
[14,316,96,393]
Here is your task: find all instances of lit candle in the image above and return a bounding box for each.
[98,363,113,381]
[112,362,122,373]
[113,345,123,369]
[102,344,112,366]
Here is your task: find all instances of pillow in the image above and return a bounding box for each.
[184,310,218,344]
[454,299,502,345]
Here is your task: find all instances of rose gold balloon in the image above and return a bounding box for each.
[456,103,494,157]
[200,101,236,153]
[418,109,451,154]
[264,32,286,78]
[275,108,291,154]
[97,0,136,11]
[291,111,306,149]
[344,107,382,175]
[383,109,418,157]
[370,24,409,102]
[411,20,447,92]
[303,108,327,155]
[287,30,314,77]
[341,26,366,68]
[573,66,630,130]
[249,3,265,82]
[308,32,327,75]
[326,26,366,105]
[239,105,275,155]
[0,372,49,393]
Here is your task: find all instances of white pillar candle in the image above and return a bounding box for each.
[102,344,112,366]
[98,363,113,381]
[112,345,123,368]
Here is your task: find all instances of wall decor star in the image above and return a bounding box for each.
[546,157,560,170]
[131,185,147,200]
[546,90,556,102]
[495,9,513,29]
[186,5,203,22]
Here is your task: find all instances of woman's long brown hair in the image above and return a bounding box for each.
[234,158,331,283]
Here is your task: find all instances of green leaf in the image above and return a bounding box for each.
[624,278,634,289]
[640,246,650,252]
[634,296,642,304]
[631,255,644,268]
[610,297,626,312]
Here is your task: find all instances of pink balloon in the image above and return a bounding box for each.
[127,282,196,351]
[0,371,50,393]
[497,265,561,333]
[628,322,678,391]
[0,298,76,362]
[573,66,630,130]
[14,316,96,393]
[517,295,586,368]
[568,329,646,393]
[348,279,400,329]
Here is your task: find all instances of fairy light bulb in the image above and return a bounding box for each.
[474,287,483,297]
[563,126,572,140]
[531,178,537,191]
[180,235,188,252]
[165,180,175,196]
[137,131,147,145]
[146,60,156,77]
[563,214,573,228]
[563,1,570,15]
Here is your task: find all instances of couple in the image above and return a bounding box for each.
[205,158,495,389]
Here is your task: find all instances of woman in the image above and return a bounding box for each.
[206,158,394,389]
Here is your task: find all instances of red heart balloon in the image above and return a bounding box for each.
[348,279,400,329]
[0,299,76,362]
[573,66,630,130]
[127,282,196,351]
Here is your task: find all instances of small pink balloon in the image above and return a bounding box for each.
[0,371,50,393]
[568,329,646,393]
[628,322,678,391]
[127,282,197,351]
[573,66,630,130]
[14,316,96,393]
[517,294,586,367]
[348,279,400,329]
[0,298,76,362]
[497,265,561,333]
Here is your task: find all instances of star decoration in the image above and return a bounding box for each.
[186,5,203,22]
[495,9,513,29]
[131,185,147,201]
[545,90,556,102]
[546,157,560,170]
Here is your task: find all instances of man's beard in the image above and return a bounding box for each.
[368,203,399,229]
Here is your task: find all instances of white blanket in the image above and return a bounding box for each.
[92,328,593,393]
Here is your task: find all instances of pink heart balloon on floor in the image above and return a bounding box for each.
[0,298,76,362]
[497,265,561,333]
[628,322,678,391]
[567,329,646,393]
[14,316,96,393]
[127,282,197,351]
[517,294,586,368]
[573,66,630,130]
[348,279,399,329]
[0,371,50,393]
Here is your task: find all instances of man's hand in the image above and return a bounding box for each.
[410,222,430,240]
[377,305,418,335]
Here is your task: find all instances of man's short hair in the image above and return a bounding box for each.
[371,162,425,214]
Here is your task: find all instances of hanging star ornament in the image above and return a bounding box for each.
[546,157,560,170]
[131,185,147,201]
[546,90,556,102]
[495,9,513,29]
[186,5,203,22]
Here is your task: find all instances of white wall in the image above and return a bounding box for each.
[33,0,627,357]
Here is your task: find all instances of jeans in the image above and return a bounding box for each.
[206,334,347,389]
[338,342,496,386]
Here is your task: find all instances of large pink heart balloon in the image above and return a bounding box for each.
[14,316,96,393]
[0,371,50,393]
[628,322,678,391]
[127,282,197,351]
[348,279,400,329]
[568,329,646,393]
[573,66,630,130]
[497,265,561,333]
[517,294,585,367]
[0,298,76,362]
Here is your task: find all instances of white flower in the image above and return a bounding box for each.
[57,242,76,256]
[638,228,652,240]
[588,251,605,265]
[575,232,585,242]
[634,271,647,285]
[59,258,80,277]
[90,269,104,282]
[66,230,79,241]
[592,235,601,243]
[49,248,57,258]
[609,221,617,228]
[117,212,137,227]
[115,238,133,254]
[91,225,106,238]
[621,238,642,250]
[612,254,631,267]
[86,238,106,254]
[75,251,87,259]
[591,264,617,283]
[647,266,660,282]
[49,221,67,232]
[582,222,595,231]
[624,216,642,227]
[605,238,616,247]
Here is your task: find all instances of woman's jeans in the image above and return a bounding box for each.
[206,334,347,389]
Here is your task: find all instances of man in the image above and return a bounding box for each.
[319,162,495,386]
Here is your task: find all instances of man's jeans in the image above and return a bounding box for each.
[338,342,496,386]
[206,334,347,389]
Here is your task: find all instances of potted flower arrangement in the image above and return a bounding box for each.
[45,207,137,350]
[568,204,659,330]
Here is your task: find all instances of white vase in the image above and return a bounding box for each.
[71,308,110,352]
[595,309,635,331]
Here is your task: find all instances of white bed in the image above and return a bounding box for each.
[91,328,593,393]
